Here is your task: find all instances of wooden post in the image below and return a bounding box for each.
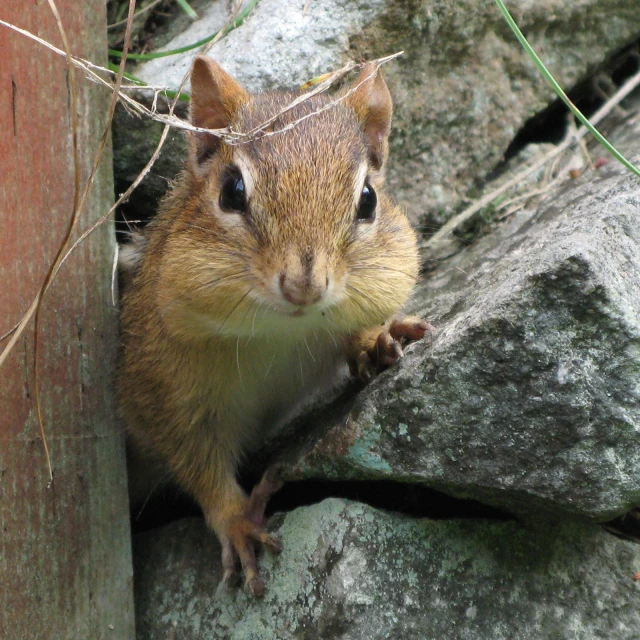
[0,1,135,638]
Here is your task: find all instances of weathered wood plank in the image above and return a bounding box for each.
[0,1,135,637]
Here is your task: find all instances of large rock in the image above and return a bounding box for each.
[124,0,640,225]
[272,120,640,520]
[134,499,640,640]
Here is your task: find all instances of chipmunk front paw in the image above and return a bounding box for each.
[219,465,284,597]
[348,316,432,383]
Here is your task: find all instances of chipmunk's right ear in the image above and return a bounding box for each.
[189,56,249,166]
[345,63,393,171]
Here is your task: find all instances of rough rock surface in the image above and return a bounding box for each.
[112,102,188,227]
[270,125,640,520]
[123,0,640,225]
[134,499,640,640]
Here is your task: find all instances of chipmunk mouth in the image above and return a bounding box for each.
[273,303,318,319]
[247,271,346,327]
[268,298,332,323]
[256,272,336,319]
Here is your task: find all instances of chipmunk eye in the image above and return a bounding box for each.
[219,166,247,213]
[356,182,376,222]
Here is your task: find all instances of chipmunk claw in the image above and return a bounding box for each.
[246,574,266,598]
[246,463,284,526]
[222,517,281,598]
[357,332,404,382]
[219,464,284,596]
[389,317,432,342]
[222,567,242,591]
[355,351,376,383]
[251,529,283,552]
[221,536,242,590]
[350,315,432,383]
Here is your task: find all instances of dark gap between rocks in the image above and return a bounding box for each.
[264,479,513,520]
[603,508,640,544]
[130,478,514,536]
[131,484,201,535]
[130,476,640,547]
[488,39,640,180]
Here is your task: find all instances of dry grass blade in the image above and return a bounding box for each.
[0,322,20,343]
[0,18,178,107]
[0,18,116,75]
[239,51,403,141]
[0,20,402,145]
[32,0,82,481]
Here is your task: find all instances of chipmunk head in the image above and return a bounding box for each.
[156,56,419,339]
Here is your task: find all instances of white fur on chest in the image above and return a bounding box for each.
[205,331,347,445]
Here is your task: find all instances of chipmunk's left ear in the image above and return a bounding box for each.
[345,63,393,170]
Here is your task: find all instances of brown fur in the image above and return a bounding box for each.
[118,57,426,595]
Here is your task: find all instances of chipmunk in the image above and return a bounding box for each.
[118,55,429,596]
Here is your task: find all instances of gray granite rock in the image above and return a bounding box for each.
[133,499,640,640]
[127,0,640,225]
[272,120,640,520]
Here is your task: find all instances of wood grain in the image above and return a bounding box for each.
[0,1,135,637]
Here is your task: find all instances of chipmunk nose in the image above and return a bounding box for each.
[279,272,328,307]
[279,250,329,307]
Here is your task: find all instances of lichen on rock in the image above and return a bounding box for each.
[134,499,640,639]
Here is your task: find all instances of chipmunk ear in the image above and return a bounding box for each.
[189,56,249,166]
[345,63,393,170]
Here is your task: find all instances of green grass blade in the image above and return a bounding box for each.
[175,0,198,19]
[109,0,260,61]
[495,0,640,179]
